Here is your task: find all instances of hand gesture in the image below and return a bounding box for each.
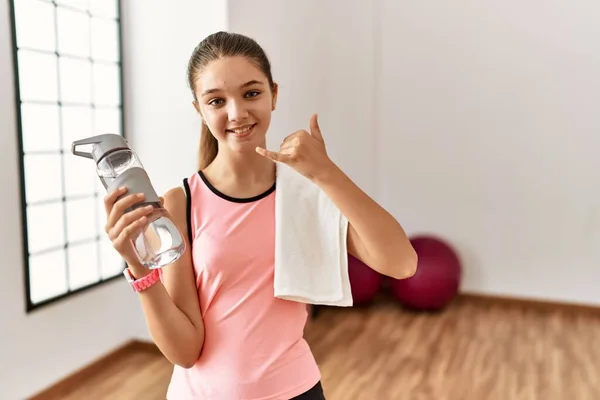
[255,114,336,181]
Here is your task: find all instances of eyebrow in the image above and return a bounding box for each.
[201,80,265,97]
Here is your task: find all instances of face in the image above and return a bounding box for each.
[193,56,278,153]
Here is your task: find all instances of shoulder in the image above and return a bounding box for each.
[162,171,199,211]
[160,184,194,247]
[162,185,187,222]
[162,185,186,205]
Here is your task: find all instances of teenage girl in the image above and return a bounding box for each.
[103,31,417,400]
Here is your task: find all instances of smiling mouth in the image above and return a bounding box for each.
[226,124,256,137]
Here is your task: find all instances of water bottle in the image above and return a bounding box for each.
[71,133,185,269]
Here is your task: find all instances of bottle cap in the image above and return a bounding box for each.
[71,134,129,163]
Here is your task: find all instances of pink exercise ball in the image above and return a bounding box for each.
[348,253,383,305]
[390,235,462,311]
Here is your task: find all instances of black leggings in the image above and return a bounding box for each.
[290,381,326,400]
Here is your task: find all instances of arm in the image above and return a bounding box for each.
[314,164,418,279]
[126,187,204,368]
[255,113,417,280]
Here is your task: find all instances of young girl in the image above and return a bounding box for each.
[104,31,417,400]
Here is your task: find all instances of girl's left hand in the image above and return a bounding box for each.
[255,113,337,181]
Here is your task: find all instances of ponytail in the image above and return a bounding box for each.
[198,123,218,170]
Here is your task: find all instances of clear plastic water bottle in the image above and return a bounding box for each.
[72,134,185,269]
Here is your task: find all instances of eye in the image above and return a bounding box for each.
[245,90,261,98]
[208,98,225,106]
[209,99,224,107]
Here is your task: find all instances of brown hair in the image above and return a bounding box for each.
[187,31,276,170]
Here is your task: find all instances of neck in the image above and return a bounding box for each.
[207,146,275,185]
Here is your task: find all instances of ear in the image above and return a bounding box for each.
[192,100,201,114]
[271,82,279,111]
[192,100,206,124]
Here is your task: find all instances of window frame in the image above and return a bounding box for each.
[8,0,128,313]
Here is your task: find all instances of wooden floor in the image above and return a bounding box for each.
[305,296,600,400]
[41,295,600,400]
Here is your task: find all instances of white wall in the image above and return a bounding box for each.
[377,0,600,305]
[0,1,226,399]
[227,0,378,196]
[120,1,227,194]
[229,0,600,306]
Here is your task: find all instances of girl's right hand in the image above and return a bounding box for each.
[103,187,158,270]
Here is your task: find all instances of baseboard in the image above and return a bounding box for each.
[458,291,600,314]
[28,339,161,400]
[313,290,600,318]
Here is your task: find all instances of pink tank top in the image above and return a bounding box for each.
[166,171,321,400]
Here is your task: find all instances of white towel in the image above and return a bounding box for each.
[273,163,353,307]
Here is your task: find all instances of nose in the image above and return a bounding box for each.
[227,99,248,122]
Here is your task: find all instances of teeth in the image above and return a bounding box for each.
[230,125,253,134]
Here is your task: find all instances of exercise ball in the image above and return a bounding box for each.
[390,235,461,311]
[348,253,383,305]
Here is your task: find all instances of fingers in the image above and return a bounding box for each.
[256,113,323,163]
[107,204,154,242]
[104,192,155,255]
[113,215,150,254]
[309,113,323,142]
[255,146,291,163]
[104,186,127,215]
[255,146,279,161]
[281,133,302,149]
[105,192,146,230]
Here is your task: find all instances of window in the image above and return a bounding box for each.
[9,0,126,312]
